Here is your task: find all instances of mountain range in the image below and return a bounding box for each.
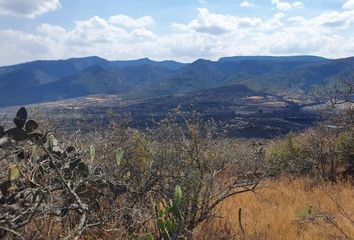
[1,55,354,107]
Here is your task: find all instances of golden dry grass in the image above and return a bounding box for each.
[195,178,354,240]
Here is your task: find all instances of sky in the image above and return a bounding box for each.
[0,0,354,66]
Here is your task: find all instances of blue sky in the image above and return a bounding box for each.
[0,0,354,65]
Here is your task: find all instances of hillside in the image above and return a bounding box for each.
[0,55,354,107]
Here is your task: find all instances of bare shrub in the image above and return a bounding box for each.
[0,107,128,239]
[1,108,264,239]
[90,113,264,238]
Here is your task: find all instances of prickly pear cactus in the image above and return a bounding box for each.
[0,107,128,238]
[0,125,4,138]
[9,164,20,181]
[90,145,96,162]
[1,107,39,142]
[13,107,27,129]
[174,185,183,205]
[152,185,185,239]
[115,148,124,166]
[47,134,59,152]
[0,107,41,195]
[25,120,38,133]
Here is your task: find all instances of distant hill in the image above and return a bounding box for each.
[146,56,353,97]
[218,55,328,63]
[0,55,353,107]
[111,57,184,70]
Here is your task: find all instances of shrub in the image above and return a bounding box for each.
[266,110,354,181]
[0,107,128,239]
[89,113,264,238]
[0,108,264,239]
[266,133,312,176]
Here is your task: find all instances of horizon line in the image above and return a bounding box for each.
[2,54,353,68]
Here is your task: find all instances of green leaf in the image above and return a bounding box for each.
[90,145,95,162]
[171,216,177,232]
[169,199,174,208]
[145,233,154,240]
[115,148,124,166]
[158,209,164,218]
[157,218,165,231]
[165,219,174,234]
[172,205,183,220]
[48,135,58,151]
[174,185,183,205]
[9,164,20,180]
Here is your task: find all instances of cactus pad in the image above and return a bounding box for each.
[25,120,38,133]
[5,127,28,141]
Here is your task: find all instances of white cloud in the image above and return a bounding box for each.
[108,15,154,29]
[0,15,159,65]
[271,0,303,12]
[240,1,255,8]
[292,1,304,9]
[173,8,264,35]
[0,29,52,65]
[272,0,292,11]
[307,10,354,29]
[288,16,306,23]
[343,0,354,9]
[0,0,61,18]
[37,23,66,37]
[175,8,236,35]
[0,8,354,66]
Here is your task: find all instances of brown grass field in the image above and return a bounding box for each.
[19,178,354,240]
[195,178,354,240]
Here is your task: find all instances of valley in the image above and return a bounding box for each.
[0,84,319,138]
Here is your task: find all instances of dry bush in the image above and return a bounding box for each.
[266,110,354,181]
[1,109,264,239]
[89,113,264,238]
[0,108,129,239]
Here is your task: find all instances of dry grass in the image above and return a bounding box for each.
[19,178,354,240]
[195,178,354,240]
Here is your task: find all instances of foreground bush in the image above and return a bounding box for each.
[0,108,263,239]
[0,107,129,239]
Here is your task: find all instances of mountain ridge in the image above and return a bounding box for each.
[0,55,353,107]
